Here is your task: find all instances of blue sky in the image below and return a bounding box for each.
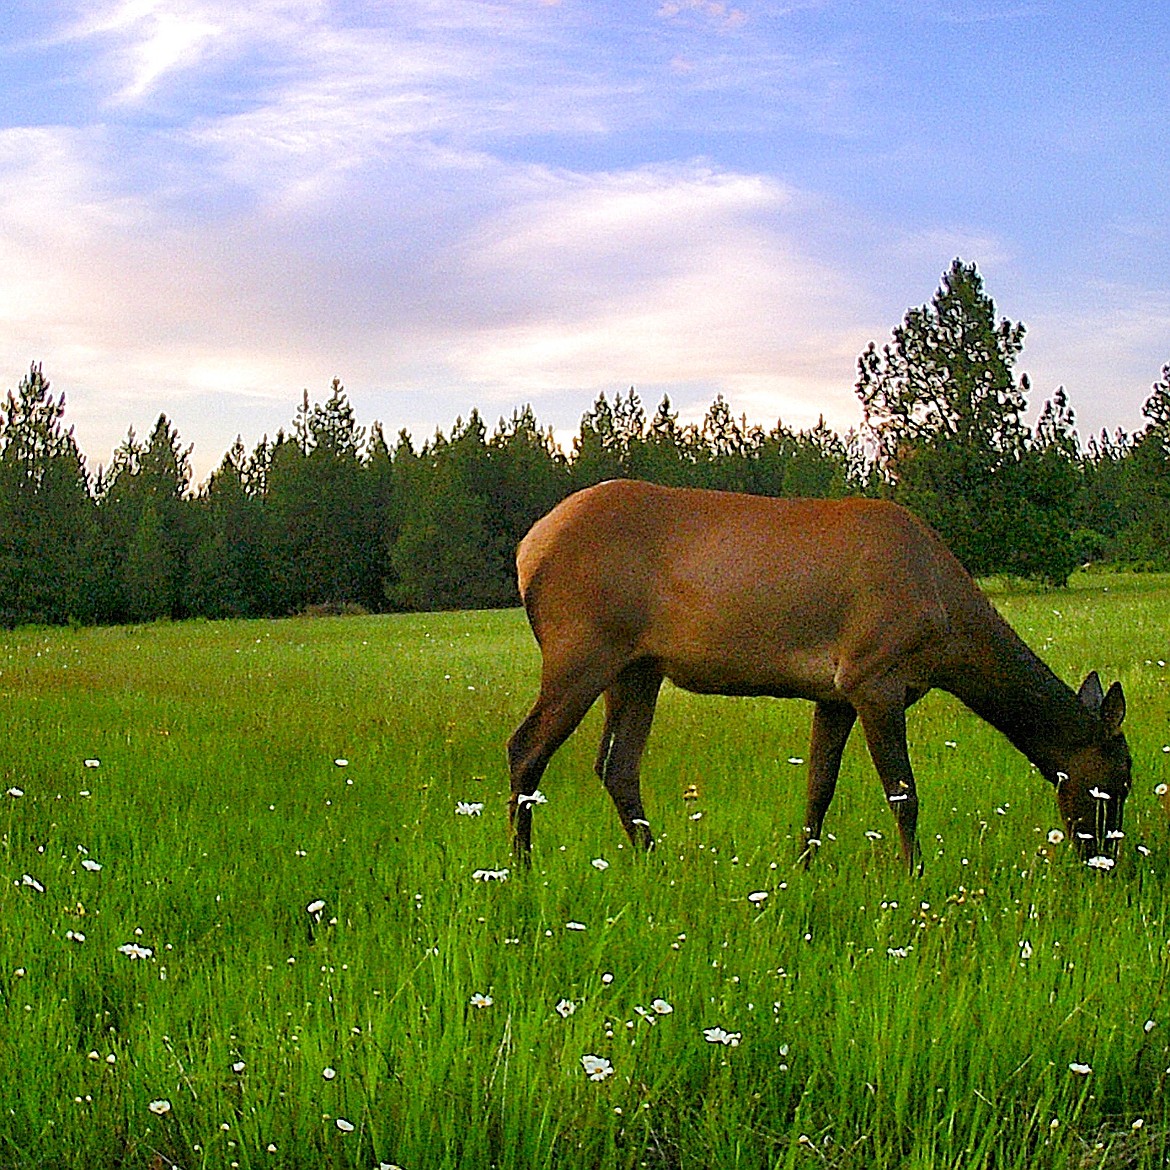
[2,1,1167,481]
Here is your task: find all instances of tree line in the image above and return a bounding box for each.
[2,259,1169,628]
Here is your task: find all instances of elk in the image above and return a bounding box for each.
[507,479,1131,868]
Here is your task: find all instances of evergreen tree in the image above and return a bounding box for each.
[856,259,1042,577]
[0,363,95,625]
[1010,387,1084,584]
[265,380,381,612]
[1122,362,1170,566]
[390,414,498,611]
[571,390,644,488]
[628,395,693,485]
[187,439,271,617]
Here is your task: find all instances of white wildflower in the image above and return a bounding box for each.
[1068,1062,1092,1076]
[580,1054,614,1081]
[703,1027,741,1047]
[471,868,509,882]
[591,858,610,870]
[517,790,547,806]
[455,801,484,816]
[555,999,577,1018]
[148,1099,171,1116]
[1086,856,1115,871]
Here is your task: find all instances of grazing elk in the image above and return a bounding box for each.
[507,480,1131,868]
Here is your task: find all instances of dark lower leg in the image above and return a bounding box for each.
[857,700,921,871]
[597,661,661,851]
[799,701,856,866]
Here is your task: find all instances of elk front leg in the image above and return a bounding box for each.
[855,698,921,872]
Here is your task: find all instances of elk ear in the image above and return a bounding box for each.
[1077,671,1105,711]
[1100,681,1126,737]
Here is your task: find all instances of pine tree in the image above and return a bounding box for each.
[856,259,1039,576]
[0,363,95,625]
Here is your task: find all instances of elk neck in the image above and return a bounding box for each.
[937,597,1099,781]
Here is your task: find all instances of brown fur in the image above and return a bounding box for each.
[507,480,1131,867]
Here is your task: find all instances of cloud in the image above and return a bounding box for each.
[0,107,873,477]
[440,163,869,431]
[1022,287,1170,437]
[658,1,749,31]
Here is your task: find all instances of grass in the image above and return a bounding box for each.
[2,573,1170,1168]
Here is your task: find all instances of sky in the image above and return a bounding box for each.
[2,1,1168,483]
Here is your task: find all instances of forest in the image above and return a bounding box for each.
[2,260,1168,629]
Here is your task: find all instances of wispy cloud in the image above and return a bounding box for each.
[658,1,749,31]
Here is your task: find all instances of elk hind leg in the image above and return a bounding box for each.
[508,655,620,860]
[798,700,857,867]
[595,659,662,851]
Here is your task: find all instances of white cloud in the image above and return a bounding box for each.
[442,163,868,432]
[1023,288,1170,437]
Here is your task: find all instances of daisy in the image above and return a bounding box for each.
[580,1054,614,1081]
[703,1027,741,1047]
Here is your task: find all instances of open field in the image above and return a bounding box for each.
[2,574,1170,1169]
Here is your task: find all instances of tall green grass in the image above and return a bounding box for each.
[2,574,1170,1168]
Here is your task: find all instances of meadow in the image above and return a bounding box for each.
[2,575,1170,1170]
